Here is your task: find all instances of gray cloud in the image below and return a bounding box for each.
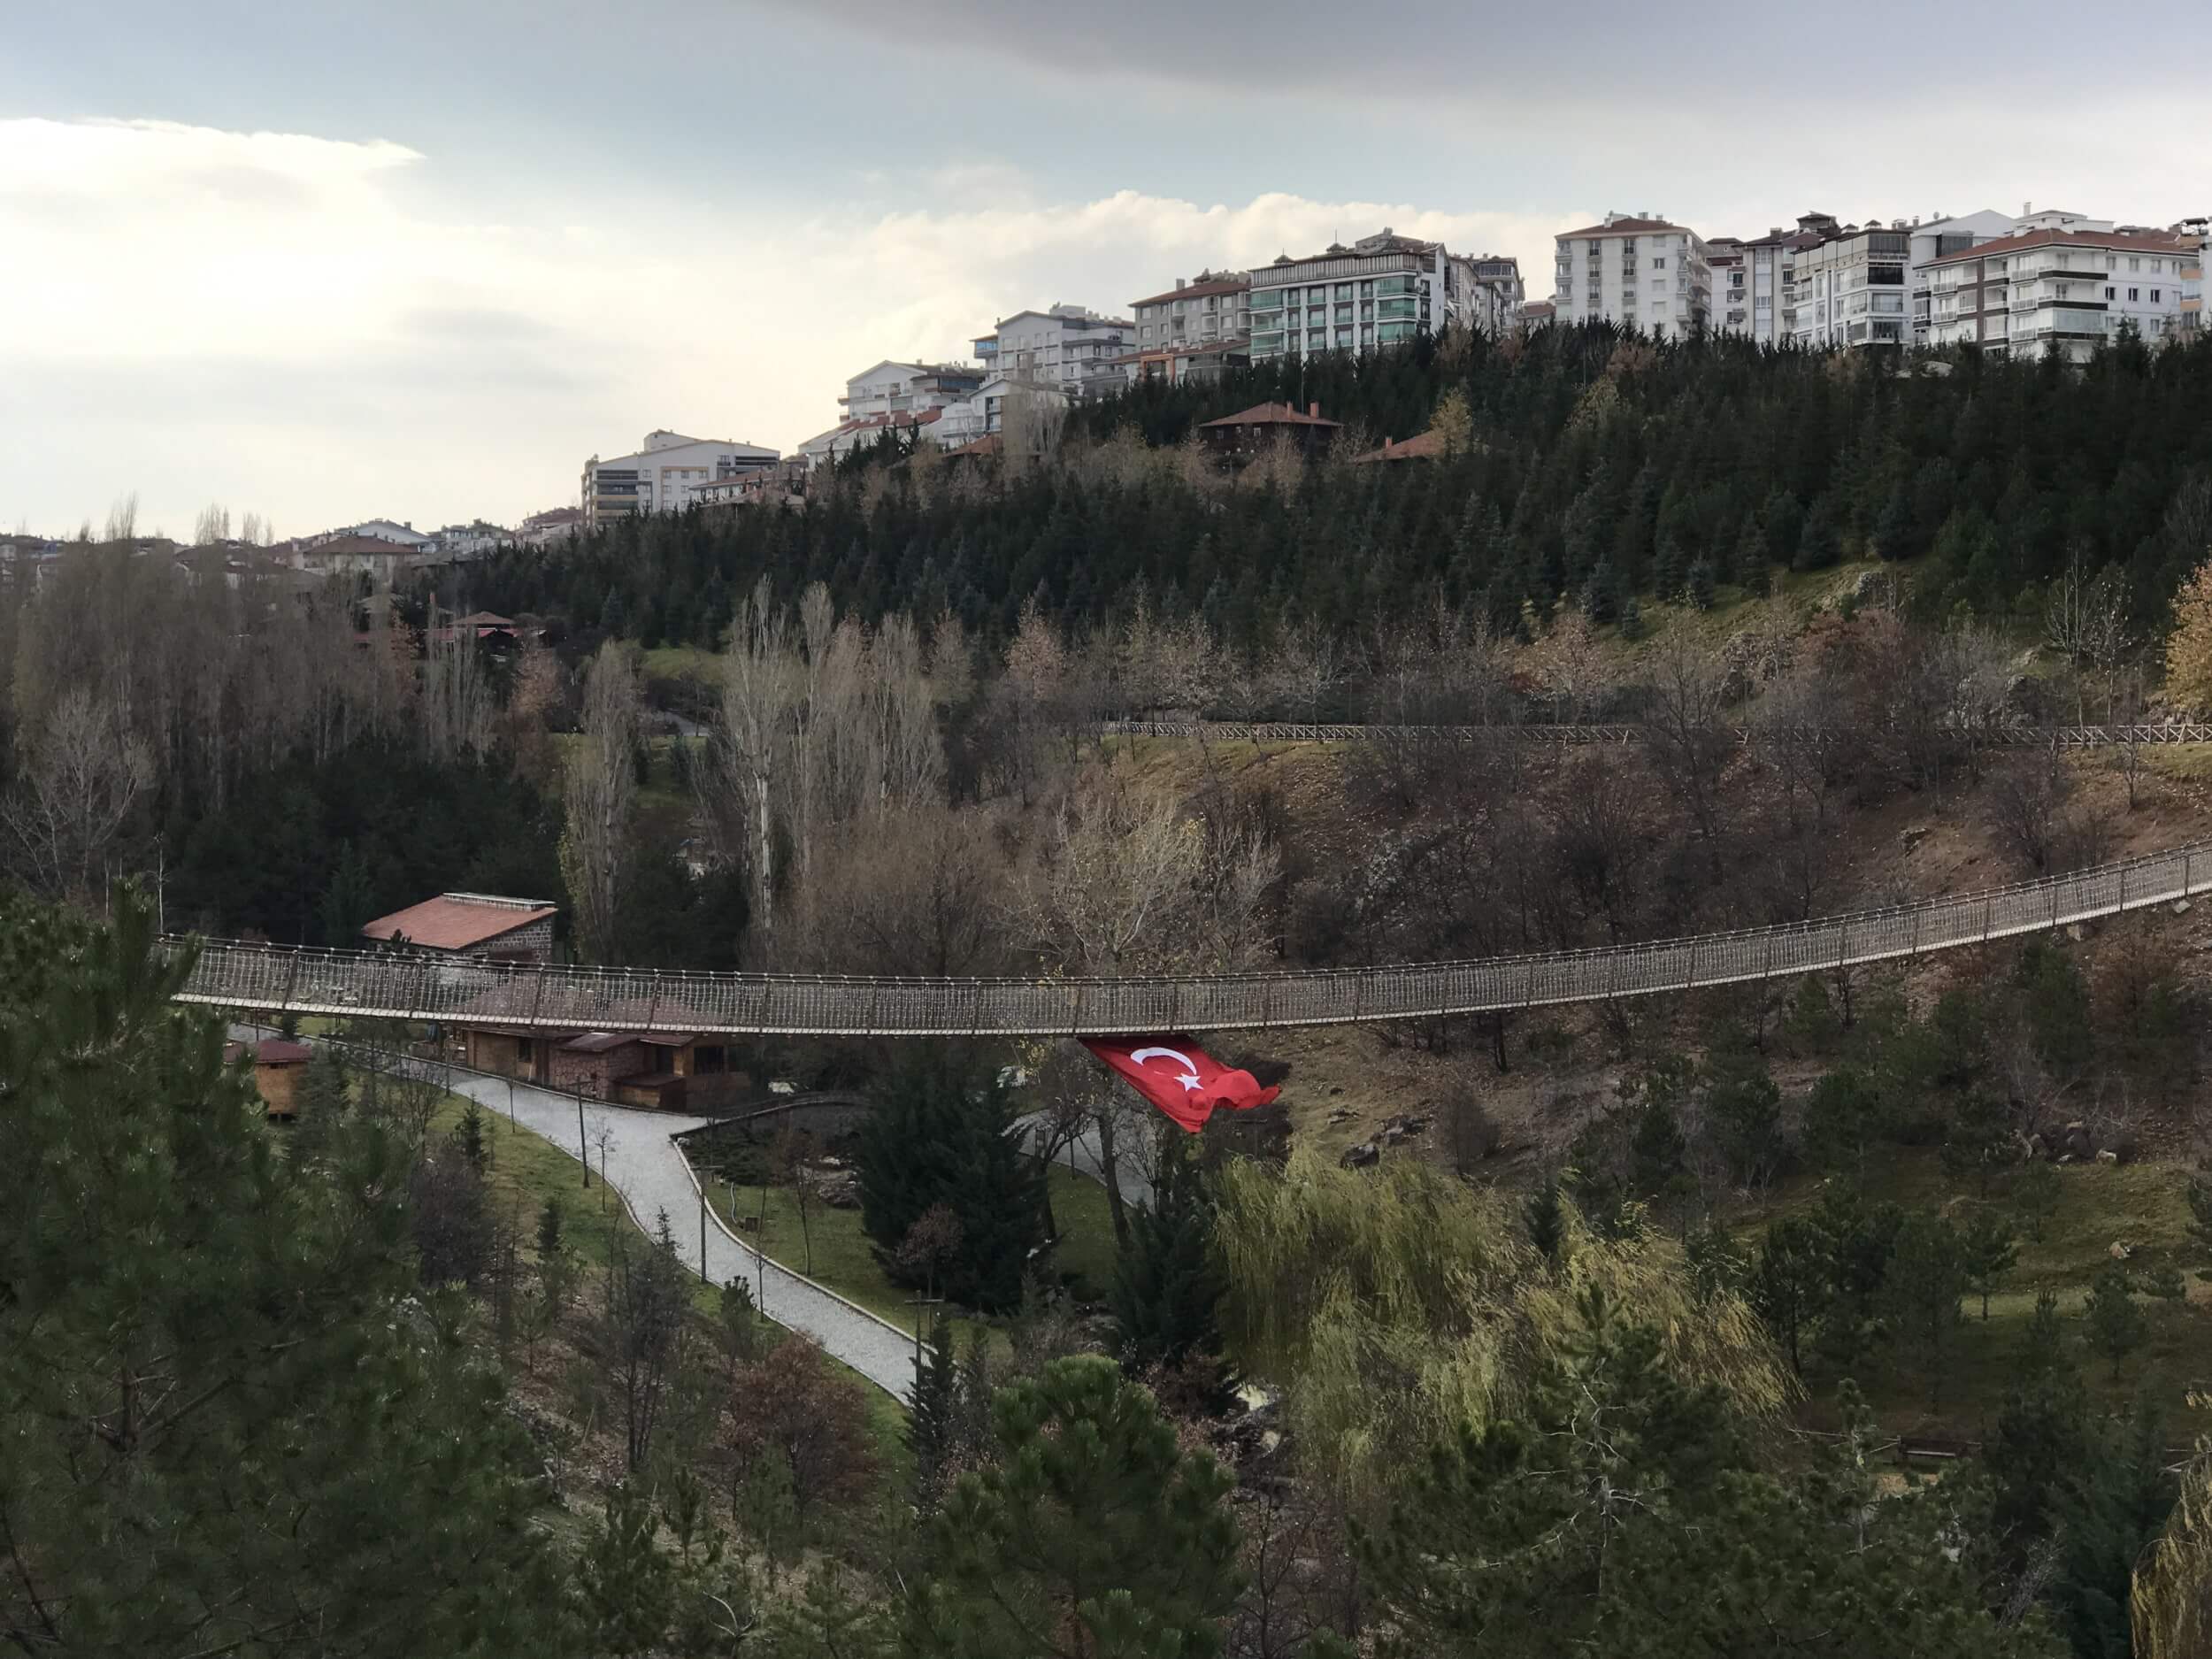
[751,0,2209,105]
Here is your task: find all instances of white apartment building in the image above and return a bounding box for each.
[933,375,1066,442]
[580,430,779,528]
[837,361,986,424]
[1906,211,2016,345]
[1551,213,1711,338]
[972,304,1133,397]
[1924,220,2200,361]
[1248,229,1505,363]
[1131,272,1250,354]
[1786,219,1911,349]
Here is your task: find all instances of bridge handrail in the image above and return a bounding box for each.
[169,837,2210,1035]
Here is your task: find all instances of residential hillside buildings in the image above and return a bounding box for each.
[580,430,779,528]
[1551,214,1711,337]
[1248,230,1515,364]
[1925,218,2200,360]
[972,304,1133,397]
[1126,273,1251,383]
[517,508,584,547]
[1907,211,2018,345]
[837,361,985,423]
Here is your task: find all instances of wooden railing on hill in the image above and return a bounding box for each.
[173,840,2212,1038]
[1101,718,2212,748]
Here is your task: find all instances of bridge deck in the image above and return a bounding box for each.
[173,841,2211,1036]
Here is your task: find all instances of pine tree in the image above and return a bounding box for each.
[2084,1265,2147,1379]
[909,1311,961,1506]
[1880,1212,1968,1407]
[1524,1177,1567,1265]
[1961,1207,2019,1320]
[1686,555,1717,611]
[858,1056,1044,1312]
[906,1355,1243,1658]
[0,887,571,1655]
[1110,1148,1238,1415]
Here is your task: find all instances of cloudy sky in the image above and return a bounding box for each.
[4,1,2206,539]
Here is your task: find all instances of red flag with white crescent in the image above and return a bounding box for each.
[1079,1035,1281,1133]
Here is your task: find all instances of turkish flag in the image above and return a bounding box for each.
[1080,1035,1281,1133]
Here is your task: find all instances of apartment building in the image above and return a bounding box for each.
[1248,229,1501,363]
[1464,255,1526,334]
[580,430,779,528]
[1924,219,2200,361]
[972,303,1133,397]
[1786,218,1911,349]
[837,361,985,424]
[1551,213,1711,338]
[1905,211,2016,345]
[1132,271,1249,353]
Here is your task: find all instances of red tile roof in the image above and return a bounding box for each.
[1351,429,1448,463]
[1556,217,1687,238]
[1130,276,1249,307]
[1921,226,2193,266]
[361,894,558,951]
[1201,402,1342,430]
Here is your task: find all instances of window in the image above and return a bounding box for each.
[1652,257,1667,270]
[2152,289,2162,303]
[2130,288,2139,301]
[2106,287,2116,300]
[2129,257,2141,272]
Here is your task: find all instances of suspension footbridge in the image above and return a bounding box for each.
[174,840,2212,1038]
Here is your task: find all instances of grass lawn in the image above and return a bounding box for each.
[1731,1146,2212,1436]
[639,643,722,683]
[704,1164,1124,1350]
[429,1092,911,1451]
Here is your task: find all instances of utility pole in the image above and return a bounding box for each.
[577,1087,589,1188]
[698,1180,708,1283]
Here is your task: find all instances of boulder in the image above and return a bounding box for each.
[1325,1108,1356,1125]
[2027,1132,2050,1162]
[1340,1141,1379,1170]
[2109,1241,2134,1261]
[2062,1121,2094,1160]
[798,1164,862,1209]
[2096,1149,2120,1166]
[2172,898,2193,917]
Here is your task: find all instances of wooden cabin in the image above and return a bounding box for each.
[225,1037,312,1118]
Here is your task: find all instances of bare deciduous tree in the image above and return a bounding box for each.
[2,688,151,901]
[716,578,795,931]
[558,641,638,961]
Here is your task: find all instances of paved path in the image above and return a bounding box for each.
[453,1070,921,1401]
[238,1028,920,1401]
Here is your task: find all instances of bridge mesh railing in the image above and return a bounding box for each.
[1102,718,2212,749]
[171,842,2210,1037]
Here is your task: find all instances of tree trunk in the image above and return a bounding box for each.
[1093,1107,1132,1249]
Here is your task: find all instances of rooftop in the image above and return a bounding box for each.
[1352,430,1449,463]
[1922,226,2195,266]
[1201,402,1342,430]
[1130,274,1250,307]
[360,893,558,951]
[1556,215,1688,239]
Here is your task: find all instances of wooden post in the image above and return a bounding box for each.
[699,1181,709,1283]
[577,1088,589,1189]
